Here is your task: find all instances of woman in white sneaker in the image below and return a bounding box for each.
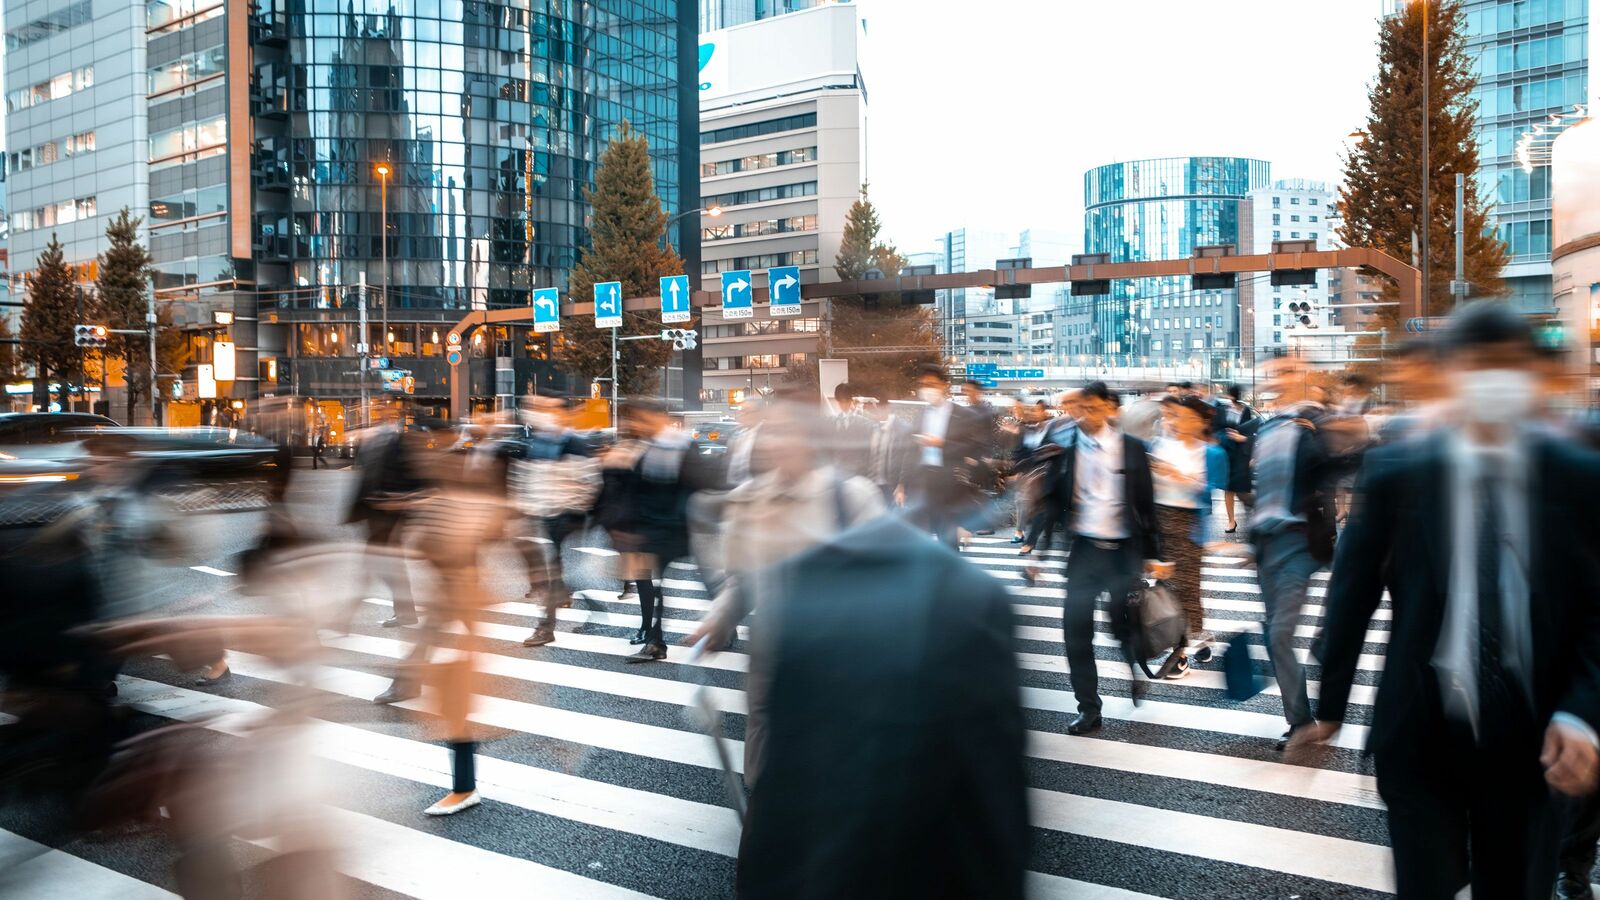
[1147,395,1228,679]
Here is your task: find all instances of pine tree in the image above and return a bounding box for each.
[1338,0,1506,325]
[0,317,19,382]
[20,234,88,410]
[814,187,939,397]
[97,208,154,423]
[559,122,683,396]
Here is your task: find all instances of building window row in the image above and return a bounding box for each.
[1464,0,1584,38]
[5,1,93,50]
[150,46,226,95]
[146,0,224,32]
[1152,315,1224,331]
[1476,32,1586,81]
[6,66,94,113]
[152,185,228,225]
[703,214,816,242]
[7,131,96,175]
[703,318,821,338]
[12,196,97,234]
[1475,74,1587,119]
[700,113,817,146]
[703,181,817,210]
[701,146,818,177]
[703,352,810,371]
[701,249,819,275]
[150,116,227,167]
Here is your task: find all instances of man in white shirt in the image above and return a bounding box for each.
[906,364,984,546]
[1052,381,1164,735]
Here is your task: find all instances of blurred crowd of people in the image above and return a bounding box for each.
[5,299,1600,898]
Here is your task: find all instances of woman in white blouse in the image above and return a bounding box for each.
[1147,395,1228,679]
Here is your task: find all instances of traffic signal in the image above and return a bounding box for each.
[1271,268,1317,287]
[74,324,108,348]
[1287,299,1318,328]
[661,328,698,350]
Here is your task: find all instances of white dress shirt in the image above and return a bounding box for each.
[919,401,955,468]
[1072,424,1128,540]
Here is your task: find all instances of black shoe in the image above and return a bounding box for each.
[373,680,420,705]
[1066,713,1102,736]
[522,628,555,647]
[625,643,667,663]
[1555,873,1594,900]
[629,628,647,646]
[380,615,417,628]
[1131,678,1150,707]
[1194,645,1213,664]
[1273,730,1292,752]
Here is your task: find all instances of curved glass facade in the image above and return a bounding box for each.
[1082,157,1269,363]
[257,0,685,312]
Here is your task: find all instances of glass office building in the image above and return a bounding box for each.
[254,0,698,411]
[1462,0,1588,310]
[1082,157,1270,366]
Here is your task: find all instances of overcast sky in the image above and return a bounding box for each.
[855,0,1394,257]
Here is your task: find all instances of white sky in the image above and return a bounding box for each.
[855,0,1394,257]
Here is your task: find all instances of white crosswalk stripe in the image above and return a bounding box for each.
[60,535,1402,898]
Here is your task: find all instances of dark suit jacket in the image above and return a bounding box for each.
[1315,433,1600,756]
[736,515,1028,899]
[904,402,990,487]
[1247,407,1350,565]
[1047,429,1161,561]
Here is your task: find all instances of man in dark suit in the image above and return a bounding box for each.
[906,363,988,546]
[1300,301,1600,898]
[1049,381,1163,735]
[736,514,1028,899]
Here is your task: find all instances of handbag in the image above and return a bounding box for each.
[1125,581,1187,678]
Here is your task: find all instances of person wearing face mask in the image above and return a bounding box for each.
[1297,301,1600,898]
[905,364,988,546]
[507,394,599,648]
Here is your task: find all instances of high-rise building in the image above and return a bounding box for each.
[1242,179,1336,359]
[1083,157,1270,375]
[1461,0,1589,309]
[697,3,865,406]
[5,0,699,423]
[698,0,836,32]
[931,226,1072,365]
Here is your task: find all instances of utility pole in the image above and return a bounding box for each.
[358,273,370,427]
[147,278,158,424]
[611,327,619,432]
[1451,172,1469,307]
[1419,0,1431,314]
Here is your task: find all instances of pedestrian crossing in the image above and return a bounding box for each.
[18,531,1405,900]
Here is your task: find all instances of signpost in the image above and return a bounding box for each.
[767,265,801,317]
[594,281,623,329]
[533,287,561,333]
[720,270,752,320]
[446,330,462,367]
[1403,316,1450,335]
[660,275,691,324]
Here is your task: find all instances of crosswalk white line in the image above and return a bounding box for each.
[116,677,744,857]
[1028,788,1395,893]
[0,828,178,899]
[189,565,234,577]
[1026,871,1165,899]
[323,626,1375,758]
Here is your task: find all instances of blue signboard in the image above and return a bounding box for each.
[994,367,1045,379]
[965,362,998,376]
[532,287,560,333]
[594,281,622,328]
[720,270,753,319]
[767,266,801,317]
[660,275,691,324]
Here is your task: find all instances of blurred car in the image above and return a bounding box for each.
[692,420,739,455]
[0,412,120,460]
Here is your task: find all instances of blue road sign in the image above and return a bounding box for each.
[994,367,1045,379]
[446,348,463,366]
[720,270,753,319]
[594,281,622,328]
[767,266,801,317]
[966,362,998,376]
[533,287,560,333]
[660,275,691,324]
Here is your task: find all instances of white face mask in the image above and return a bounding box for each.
[1456,368,1535,423]
[917,387,945,405]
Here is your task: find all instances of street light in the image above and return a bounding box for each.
[375,162,391,365]
[660,205,722,248]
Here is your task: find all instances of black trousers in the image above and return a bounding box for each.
[1062,537,1142,715]
[1560,787,1600,885]
[519,512,585,628]
[908,466,969,547]
[1377,719,1566,899]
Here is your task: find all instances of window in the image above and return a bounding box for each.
[12,195,97,233]
[701,146,817,177]
[702,214,817,242]
[1273,315,1281,325]
[5,1,92,50]
[1309,198,1319,206]
[1273,331,1281,342]
[149,46,226,94]
[1309,231,1319,240]
[703,181,818,210]
[1308,215,1319,223]
[150,116,227,166]
[1290,197,1300,205]
[1271,213,1280,225]
[1272,196,1281,208]
[1272,230,1281,240]
[1290,232,1300,239]
[701,249,819,274]
[146,0,223,31]
[6,132,95,175]
[701,113,817,146]
[1290,215,1301,223]
[6,67,94,112]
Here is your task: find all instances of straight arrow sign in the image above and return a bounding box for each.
[660,275,691,324]
[594,281,622,328]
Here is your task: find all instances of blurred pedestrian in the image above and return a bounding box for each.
[1050,381,1164,735]
[1213,383,1257,533]
[863,387,913,506]
[347,419,426,628]
[1148,395,1228,678]
[1304,301,1600,897]
[907,364,988,546]
[828,381,876,480]
[310,420,328,470]
[508,395,599,648]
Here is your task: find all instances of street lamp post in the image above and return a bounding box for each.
[376,162,391,381]
[1418,0,1431,312]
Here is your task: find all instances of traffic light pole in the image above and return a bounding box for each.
[147,280,158,425]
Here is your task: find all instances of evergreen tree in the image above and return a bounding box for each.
[812,186,939,397]
[20,234,87,410]
[97,208,154,423]
[560,122,682,396]
[0,317,19,382]
[1339,0,1506,324]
